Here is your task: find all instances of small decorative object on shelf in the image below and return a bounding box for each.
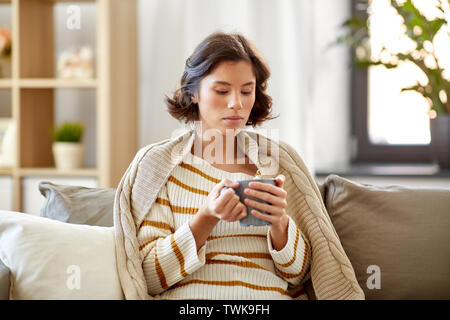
[57,45,94,79]
[0,118,15,167]
[51,121,85,170]
[0,26,12,78]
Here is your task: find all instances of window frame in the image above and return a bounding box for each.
[350,0,432,164]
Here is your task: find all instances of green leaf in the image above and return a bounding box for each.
[429,18,446,39]
[51,122,85,143]
[342,16,368,30]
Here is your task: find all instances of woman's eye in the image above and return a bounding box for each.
[215,90,252,95]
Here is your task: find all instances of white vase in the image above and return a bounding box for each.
[52,142,84,170]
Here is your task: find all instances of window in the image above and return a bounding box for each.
[351,0,450,163]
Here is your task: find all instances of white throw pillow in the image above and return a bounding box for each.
[0,211,124,300]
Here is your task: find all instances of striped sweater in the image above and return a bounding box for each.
[137,151,311,300]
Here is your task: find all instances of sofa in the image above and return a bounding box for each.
[1,174,449,300]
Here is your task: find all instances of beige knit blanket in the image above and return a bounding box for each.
[113,128,365,300]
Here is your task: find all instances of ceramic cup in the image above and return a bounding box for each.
[220,178,276,227]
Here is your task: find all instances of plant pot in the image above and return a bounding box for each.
[430,114,450,169]
[52,142,84,170]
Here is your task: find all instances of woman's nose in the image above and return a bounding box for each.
[228,93,242,110]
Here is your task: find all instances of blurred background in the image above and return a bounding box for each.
[0,0,449,214]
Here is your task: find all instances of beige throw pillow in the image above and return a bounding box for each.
[0,211,124,300]
[320,175,450,300]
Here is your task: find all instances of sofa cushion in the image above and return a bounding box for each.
[0,211,123,300]
[39,181,115,227]
[320,174,450,300]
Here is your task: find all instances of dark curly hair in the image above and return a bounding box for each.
[165,32,278,127]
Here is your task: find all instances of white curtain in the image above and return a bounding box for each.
[138,0,351,175]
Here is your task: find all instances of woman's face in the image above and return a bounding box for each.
[192,60,256,135]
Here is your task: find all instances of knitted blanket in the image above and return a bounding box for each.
[113,128,365,300]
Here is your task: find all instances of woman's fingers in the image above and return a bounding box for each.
[237,205,248,220]
[214,178,238,198]
[243,188,286,209]
[221,193,240,214]
[249,208,274,224]
[248,180,287,198]
[214,188,236,212]
[215,187,247,222]
[226,202,247,222]
[246,175,289,231]
[244,197,284,216]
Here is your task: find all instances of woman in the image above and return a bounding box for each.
[114,32,364,300]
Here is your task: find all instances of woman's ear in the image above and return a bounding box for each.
[191,94,198,104]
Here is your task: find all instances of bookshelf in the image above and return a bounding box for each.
[0,0,137,213]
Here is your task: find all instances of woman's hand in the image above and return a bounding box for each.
[202,178,247,222]
[243,174,289,250]
[190,178,247,251]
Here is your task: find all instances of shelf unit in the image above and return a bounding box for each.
[0,0,137,212]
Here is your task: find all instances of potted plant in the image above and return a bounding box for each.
[51,121,85,170]
[337,0,450,168]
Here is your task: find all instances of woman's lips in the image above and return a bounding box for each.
[223,117,243,124]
